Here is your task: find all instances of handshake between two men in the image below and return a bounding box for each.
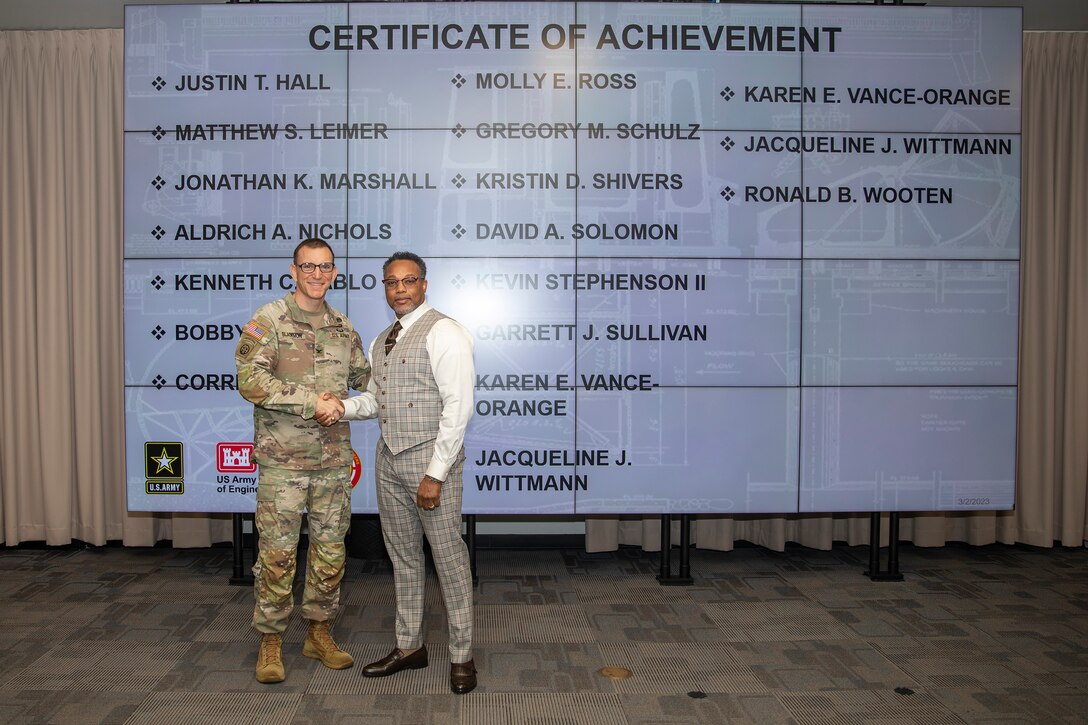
[315,392,347,426]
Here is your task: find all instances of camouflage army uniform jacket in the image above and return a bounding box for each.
[235,294,370,471]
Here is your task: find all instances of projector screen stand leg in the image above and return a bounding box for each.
[657,514,694,586]
[229,513,254,586]
[865,512,904,582]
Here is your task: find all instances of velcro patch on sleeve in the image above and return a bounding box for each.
[237,339,257,360]
[242,320,268,342]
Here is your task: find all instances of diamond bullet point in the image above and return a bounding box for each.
[720,137,735,151]
[152,225,166,240]
[451,274,466,289]
[151,275,166,290]
[151,125,167,140]
[152,76,166,91]
[151,176,166,190]
[451,174,466,188]
[151,325,166,340]
[720,187,735,201]
[152,374,168,389]
[451,73,467,88]
[451,124,466,138]
[719,87,735,101]
[451,224,467,239]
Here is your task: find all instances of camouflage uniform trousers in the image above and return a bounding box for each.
[252,465,352,634]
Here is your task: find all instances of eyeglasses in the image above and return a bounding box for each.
[297,262,335,274]
[382,276,423,289]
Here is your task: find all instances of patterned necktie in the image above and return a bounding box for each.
[384,320,402,354]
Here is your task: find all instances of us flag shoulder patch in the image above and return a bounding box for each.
[242,321,268,341]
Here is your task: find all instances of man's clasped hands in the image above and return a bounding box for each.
[315,392,345,426]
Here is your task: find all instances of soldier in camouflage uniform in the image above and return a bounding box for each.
[235,238,371,684]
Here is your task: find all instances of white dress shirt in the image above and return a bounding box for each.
[341,301,475,481]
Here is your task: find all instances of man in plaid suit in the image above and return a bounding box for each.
[339,251,477,694]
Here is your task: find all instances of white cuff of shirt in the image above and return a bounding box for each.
[341,393,378,421]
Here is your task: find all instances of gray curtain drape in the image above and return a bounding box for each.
[1,30,230,546]
[1,30,1084,550]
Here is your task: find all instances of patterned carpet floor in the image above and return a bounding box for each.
[0,540,1085,723]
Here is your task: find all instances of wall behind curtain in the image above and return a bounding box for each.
[0,30,230,546]
[1,29,1083,550]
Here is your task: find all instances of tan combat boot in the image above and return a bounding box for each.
[255,633,285,684]
[303,620,354,669]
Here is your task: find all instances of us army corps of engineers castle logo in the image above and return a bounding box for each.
[144,441,184,494]
[216,442,258,495]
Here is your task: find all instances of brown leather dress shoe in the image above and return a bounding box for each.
[450,659,477,694]
[361,646,429,678]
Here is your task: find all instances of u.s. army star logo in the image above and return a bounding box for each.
[144,441,184,479]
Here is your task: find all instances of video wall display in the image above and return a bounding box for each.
[124,2,1021,514]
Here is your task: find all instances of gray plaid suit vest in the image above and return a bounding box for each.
[373,309,449,454]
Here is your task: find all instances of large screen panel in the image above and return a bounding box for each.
[347,131,577,258]
[128,385,371,513]
[576,387,800,514]
[803,260,1019,386]
[125,3,348,129]
[373,256,579,514]
[800,387,1016,512]
[801,134,1020,260]
[346,2,577,128]
[125,133,349,259]
[123,259,325,387]
[574,2,804,130]
[799,6,1022,134]
[575,133,802,258]
[576,258,799,387]
[124,3,1021,514]
[463,388,578,515]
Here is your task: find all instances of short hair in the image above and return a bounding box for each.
[293,238,334,265]
[382,251,427,278]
